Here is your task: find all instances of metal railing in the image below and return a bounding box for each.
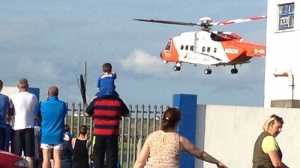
[66,103,166,168]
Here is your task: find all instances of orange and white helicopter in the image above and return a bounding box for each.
[135,16,266,74]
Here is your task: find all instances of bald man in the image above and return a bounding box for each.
[39,86,67,168]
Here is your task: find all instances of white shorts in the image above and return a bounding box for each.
[41,143,63,150]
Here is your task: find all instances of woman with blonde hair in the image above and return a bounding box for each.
[134,107,228,168]
[252,114,289,168]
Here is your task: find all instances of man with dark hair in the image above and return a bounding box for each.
[39,86,67,168]
[0,80,12,151]
[86,95,129,168]
[10,78,38,168]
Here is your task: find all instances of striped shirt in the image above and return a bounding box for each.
[86,96,129,136]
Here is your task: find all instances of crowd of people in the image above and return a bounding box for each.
[0,63,129,168]
[0,63,289,168]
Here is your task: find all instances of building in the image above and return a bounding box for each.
[264,0,300,107]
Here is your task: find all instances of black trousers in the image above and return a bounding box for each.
[94,135,118,168]
[13,128,35,157]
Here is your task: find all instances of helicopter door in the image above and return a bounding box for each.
[194,32,200,53]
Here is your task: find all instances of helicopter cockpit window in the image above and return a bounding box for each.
[180,45,184,50]
[165,41,171,50]
[210,32,228,41]
[185,45,188,50]
[190,46,194,51]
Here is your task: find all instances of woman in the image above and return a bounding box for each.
[252,114,289,168]
[134,107,228,168]
[72,125,90,168]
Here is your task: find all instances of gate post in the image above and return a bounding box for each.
[173,94,197,168]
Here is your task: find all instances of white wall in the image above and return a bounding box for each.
[195,104,300,168]
[1,86,18,96]
[264,0,300,107]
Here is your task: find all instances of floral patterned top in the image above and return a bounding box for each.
[144,130,181,168]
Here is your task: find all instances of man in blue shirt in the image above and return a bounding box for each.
[0,80,11,151]
[39,86,67,168]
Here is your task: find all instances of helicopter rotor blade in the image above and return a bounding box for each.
[212,15,267,26]
[134,18,200,26]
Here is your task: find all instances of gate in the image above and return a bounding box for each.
[66,103,166,168]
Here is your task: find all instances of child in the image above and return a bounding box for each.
[95,63,119,98]
[61,124,73,168]
[72,125,90,168]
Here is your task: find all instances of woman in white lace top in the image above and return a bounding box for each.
[134,107,228,168]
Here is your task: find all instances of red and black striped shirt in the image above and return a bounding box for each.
[86,96,129,136]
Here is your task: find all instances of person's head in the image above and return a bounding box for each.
[0,80,3,91]
[48,86,59,97]
[102,63,112,73]
[161,107,181,131]
[263,114,284,137]
[79,125,88,136]
[17,78,29,91]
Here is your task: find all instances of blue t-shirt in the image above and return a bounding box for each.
[0,94,9,124]
[97,73,117,96]
[40,96,67,144]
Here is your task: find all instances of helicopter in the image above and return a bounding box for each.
[135,16,266,74]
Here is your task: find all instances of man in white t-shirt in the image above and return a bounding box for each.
[10,78,38,168]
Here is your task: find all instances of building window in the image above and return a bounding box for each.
[278,3,294,30]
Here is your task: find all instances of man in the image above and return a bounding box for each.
[86,95,129,168]
[0,80,12,151]
[39,86,67,168]
[10,78,38,168]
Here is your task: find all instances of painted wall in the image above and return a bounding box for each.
[264,0,300,106]
[195,104,300,168]
[2,86,40,101]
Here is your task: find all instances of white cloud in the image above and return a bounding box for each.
[120,49,177,78]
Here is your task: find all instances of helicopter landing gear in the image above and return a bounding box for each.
[231,65,238,74]
[204,68,212,75]
[173,63,181,71]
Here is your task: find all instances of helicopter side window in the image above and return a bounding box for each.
[180,45,184,50]
[207,47,211,53]
[190,46,194,51]
[202,46,205,52]
[185,45,189,50]
[214,48,217,53]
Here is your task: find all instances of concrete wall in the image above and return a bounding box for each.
[195,104,300,168]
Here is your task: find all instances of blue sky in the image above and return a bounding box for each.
[0,0,267,106]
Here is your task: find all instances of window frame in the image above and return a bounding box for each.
[278,2,295,31]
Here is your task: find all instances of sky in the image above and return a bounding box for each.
[0,0,267,107]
